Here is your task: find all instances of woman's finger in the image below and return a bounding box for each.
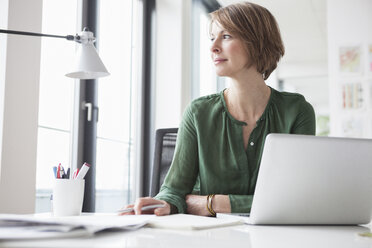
[118,204,135,216]
[133,197,165,215]
[154,202,171,216]
[119,198,171,215]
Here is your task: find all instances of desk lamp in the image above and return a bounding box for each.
[0,27,109,79]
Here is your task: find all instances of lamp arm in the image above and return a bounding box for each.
[0,27,108,79]
[0,29,78,41]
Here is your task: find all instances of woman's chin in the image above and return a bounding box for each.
[215,70,229,77]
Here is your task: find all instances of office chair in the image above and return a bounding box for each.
[149,128,178,197]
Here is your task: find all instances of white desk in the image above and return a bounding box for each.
[1,223,371,248]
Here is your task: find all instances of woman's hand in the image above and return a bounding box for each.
[119,197,171,216]
[185,194,210,216]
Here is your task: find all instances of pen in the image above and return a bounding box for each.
[75,162,91,179]
[59,164,66,179]
[52,166,57,178]
[118,204,166,213]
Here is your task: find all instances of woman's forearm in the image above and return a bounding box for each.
[185,194,231,216]
[213,194,231,213]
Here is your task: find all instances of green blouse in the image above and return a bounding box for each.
[155,87,316,213]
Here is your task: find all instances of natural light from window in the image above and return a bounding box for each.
[35,0,77,213]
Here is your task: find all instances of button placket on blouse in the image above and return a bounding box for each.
[248,118,264,149]
[247,132,256,150]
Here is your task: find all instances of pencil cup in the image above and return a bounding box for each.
[52,179,85,217]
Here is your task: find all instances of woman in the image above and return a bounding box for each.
[121,2,315,216]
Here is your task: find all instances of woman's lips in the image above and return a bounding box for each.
[214,58,227,65]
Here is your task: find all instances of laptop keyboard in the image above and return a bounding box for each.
[236,213,250,217]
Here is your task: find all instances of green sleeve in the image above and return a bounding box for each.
[154,104,199,213]
[291,100,316,135]
[228,194,254,213]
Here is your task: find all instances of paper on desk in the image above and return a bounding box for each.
[0,226,92,240]
[0,214,155,240]
[146,214,244,230]
[43,214,154,232]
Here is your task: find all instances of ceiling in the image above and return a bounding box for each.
[216,0,327,65]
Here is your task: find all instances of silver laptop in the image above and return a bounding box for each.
[217,134,372,225]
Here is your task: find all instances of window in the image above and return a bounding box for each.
[95,0,138,212]
[35,0,139,213]
[35,0,77,212]
[198,10,219,97]
[192,0,222,100]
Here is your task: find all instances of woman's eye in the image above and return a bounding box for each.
[223,34,232,39]
[210,37,215,42]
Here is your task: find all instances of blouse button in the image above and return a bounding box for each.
[250,142,254,146]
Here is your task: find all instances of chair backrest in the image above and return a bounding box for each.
[150,128,178,197]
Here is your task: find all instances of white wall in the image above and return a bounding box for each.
[0,0,9,166]
[328,0,372,137]
[277,62,329,115]
[0,0,42,213]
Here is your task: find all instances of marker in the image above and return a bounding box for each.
[72,168,79,179]
[117,204,166,213]
[75,162,91,179]
[56,164,62,179]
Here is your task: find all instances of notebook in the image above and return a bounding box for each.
[147,214,243,230]
[218,134,372,225]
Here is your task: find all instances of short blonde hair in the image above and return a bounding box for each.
[210,2,284,80]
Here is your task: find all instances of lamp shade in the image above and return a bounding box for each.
[65,29,109,79]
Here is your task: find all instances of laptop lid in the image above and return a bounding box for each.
[249,134,372,225]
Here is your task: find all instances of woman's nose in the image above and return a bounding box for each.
[212,47,220,53]
[210,41,221,54]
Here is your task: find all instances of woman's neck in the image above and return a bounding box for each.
[224,70,271,123]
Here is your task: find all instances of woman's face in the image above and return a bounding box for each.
[210,22,252,78]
